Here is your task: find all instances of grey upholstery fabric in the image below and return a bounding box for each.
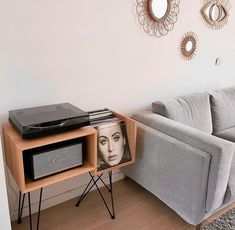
[124,122,210,225]
[225,149,235,205]
[132,111,234,213]
[211,87,235,203]
[152,92,213,134]
[210,86,235,133]
[214,128,235,204]
[125,88,235,226]
[214,127,235,143]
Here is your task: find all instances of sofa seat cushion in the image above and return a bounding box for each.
[210,86,235,133]
[152,92,213,133]
[214,127,235,143]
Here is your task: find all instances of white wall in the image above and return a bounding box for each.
[0,0,235,222]
[0,140,11,229]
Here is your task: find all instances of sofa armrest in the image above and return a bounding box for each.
[133,111,234,213]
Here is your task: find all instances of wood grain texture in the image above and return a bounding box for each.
[3,112,137,228]
[2,125,25,190]
[11,179,192,230]
[2,124,96,151]
[2,124,97,192]
[2,111,137,191]
[11,179,235,230]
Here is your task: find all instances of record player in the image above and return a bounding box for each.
[9,103,90,139]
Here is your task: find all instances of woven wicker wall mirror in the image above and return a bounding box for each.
[180,32,198,60]
[201,0,231,29]
[136,0,180,37]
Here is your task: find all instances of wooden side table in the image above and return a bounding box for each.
[2,111,136,229]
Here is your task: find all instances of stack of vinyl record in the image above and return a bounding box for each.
[88,109,118,126]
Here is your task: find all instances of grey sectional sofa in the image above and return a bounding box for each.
[124,86,235,228]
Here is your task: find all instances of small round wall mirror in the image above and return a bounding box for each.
[180,32,198,60]
[149,0,170,21]
[136,0,180,37]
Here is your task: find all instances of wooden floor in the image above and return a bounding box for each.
[11,178,235,230]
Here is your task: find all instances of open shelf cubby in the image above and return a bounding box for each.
[2,124,97,193]
[93,111,137,175]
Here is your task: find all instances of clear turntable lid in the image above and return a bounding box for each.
[9,103,88,126]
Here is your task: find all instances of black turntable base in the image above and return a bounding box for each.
[9,103,89,139]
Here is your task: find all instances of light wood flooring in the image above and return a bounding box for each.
[11,178,235,230]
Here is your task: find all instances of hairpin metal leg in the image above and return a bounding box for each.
[109,171,115,218]
[17,188,43,230]
[76,176,94,207]
[28,192,33,230]
[89,172,115,219]
[100,176,111,192]
[17,191,22,224]
[17,191,26,224]
[36,188,43,230]
[75,174,103,207]
[76,172,115,219]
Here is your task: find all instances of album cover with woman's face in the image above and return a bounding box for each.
[95,120,131,171]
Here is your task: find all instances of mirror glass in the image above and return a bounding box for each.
[209,4,220,21]
[186,41,193,52]
[151,0,168,19]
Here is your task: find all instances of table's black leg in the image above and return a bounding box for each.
[28,192,33,230]
[100,176,111,192]
[109,171,115,219]
[89,172,115,219]
[17,191,22,223]
[17,188,44,230]
[20,193,26,220]
[76,174,103,207]
[36,188,43,230]
[17,191,22,224]
[17,191,26,224]
[76,172,115,219]
[76,175,94,207]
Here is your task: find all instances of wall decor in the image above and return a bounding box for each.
[136,0,180,37]
[180,32,198,60]
[201,0,231,30]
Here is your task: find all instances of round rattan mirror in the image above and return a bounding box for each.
[180,32,198,60]
[136,0,180,37]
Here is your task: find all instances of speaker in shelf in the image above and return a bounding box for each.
[24,138,84,180]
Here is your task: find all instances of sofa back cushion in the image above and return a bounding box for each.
[210,86,235,133]
[152,92,213,133]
